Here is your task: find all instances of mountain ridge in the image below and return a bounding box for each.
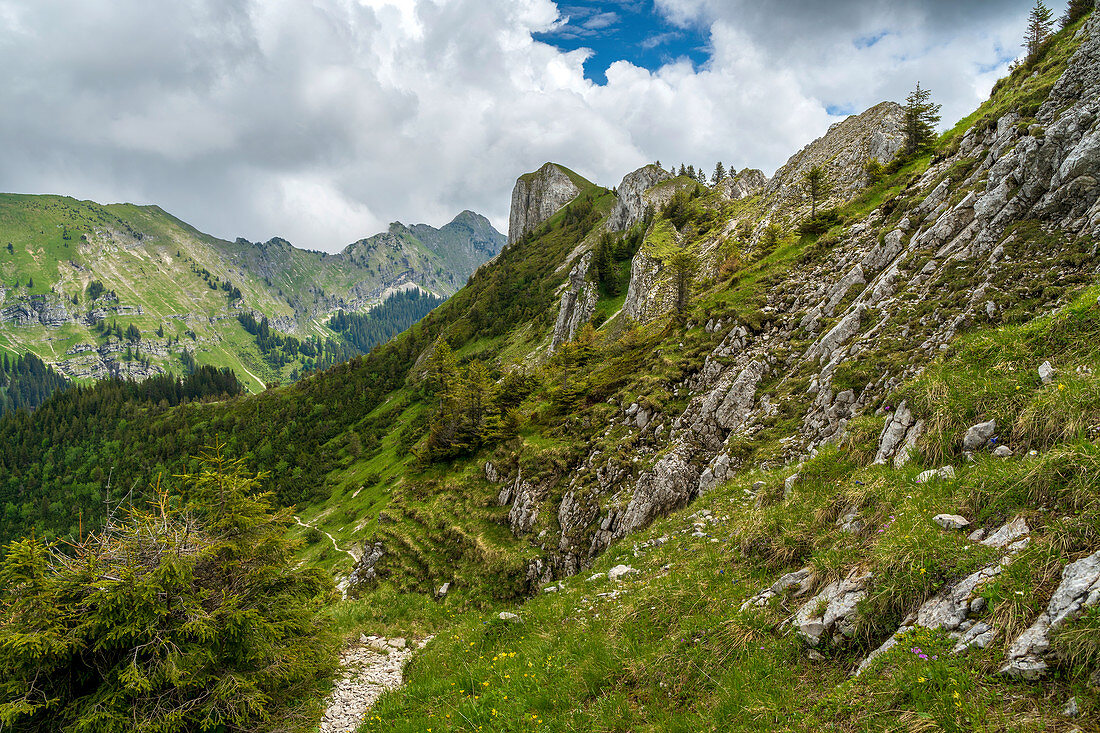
[0,192,503,389]
[2,6,1100,730]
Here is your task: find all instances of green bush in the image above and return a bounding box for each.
[0,447,336,732]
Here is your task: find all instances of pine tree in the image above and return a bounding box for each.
[1024,0,1054,60]
[678,163,686,176]
[801,165,832,217]
[669,249,699,322]
[903,82,942,156]
[686,164,696,180]
[712,162,726,185]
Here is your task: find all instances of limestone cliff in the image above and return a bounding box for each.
[607,164,672,231]
[765,101,905,214]
[550,251,598,352]
[507,163,585,246]
[717,168,768,200]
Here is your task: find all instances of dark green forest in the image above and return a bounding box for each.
[0,189,611,549]
[0,353,69,415]
[328,289,445,353]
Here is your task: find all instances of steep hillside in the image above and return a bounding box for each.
[2,7,1100,729]
[0,196,501,390]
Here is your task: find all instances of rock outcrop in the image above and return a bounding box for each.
[854,518,1032,675]
[717,168,768,200]
[765,101,905,213]
[622,249,670,323]
[508,163,583,246]
[608,164,672,231]
[1001,550,1100,680]
[550,251,598,351]
[792,569,871,647]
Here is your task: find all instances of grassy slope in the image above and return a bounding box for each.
[319,15,1100,731]
[0,193,500,390]
[288,185,617,584]
[358,275,1100,733]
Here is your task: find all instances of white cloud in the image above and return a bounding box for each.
[0,0,1060,251]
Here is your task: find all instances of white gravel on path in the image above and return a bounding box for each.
[319,635,432,733]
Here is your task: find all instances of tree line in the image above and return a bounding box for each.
[328,289,446,354]
[0,352,69,415]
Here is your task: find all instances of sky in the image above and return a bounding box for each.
[0,0,1064,252]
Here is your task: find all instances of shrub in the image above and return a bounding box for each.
[0,447,337,732]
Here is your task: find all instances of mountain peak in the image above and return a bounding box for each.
[507,163,589,246]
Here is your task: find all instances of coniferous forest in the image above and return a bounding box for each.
[0,352,69,415]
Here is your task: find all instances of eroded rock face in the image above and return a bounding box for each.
[608,165,672,231]
[1001,550,1100,680]
[1,295,71,327]
[508,163,582,246]
[622,250,668,323]
[792,570,871,647]
[551,251,598,351]
[874,401,924,466]
[613,445,699,541]
[716,168,768,200]
[765,101,905,213]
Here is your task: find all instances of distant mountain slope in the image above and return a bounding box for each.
[0,195,502,390]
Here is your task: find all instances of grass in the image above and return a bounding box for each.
[333,271,1100,732]
[353,432,1098,730]
[0,192,483,390]
[941,14,1089,145]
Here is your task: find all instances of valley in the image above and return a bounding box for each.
[0,196,502,392]
[2,4,1100,731]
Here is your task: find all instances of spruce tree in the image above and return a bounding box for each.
[593,233,618,295]
[801,165,832,217]
[1024,0,1054,60]
[712,162,726,185]
[669,249,699,322]
[903,82,941,156]
[0,449,336,732]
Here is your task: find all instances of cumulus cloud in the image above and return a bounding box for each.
[0,0,1060,251]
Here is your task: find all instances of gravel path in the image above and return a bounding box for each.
[294,515,360,563]
[319,635,431,732]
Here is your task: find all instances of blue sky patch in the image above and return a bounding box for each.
[534,0,711,84]
[854,31,889,49]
